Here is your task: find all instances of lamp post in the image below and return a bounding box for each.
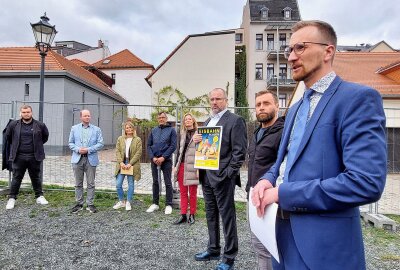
[30,13,57,122]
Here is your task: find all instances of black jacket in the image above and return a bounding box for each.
[5,119,49,162]
[199,110,247,187]
[246,116,285,193]
[2,119,14,170]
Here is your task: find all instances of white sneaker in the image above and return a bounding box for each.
[146,204,160,213]
[125,201,131,211]
[6,198,15,210]
[113,201,126,210]
[165,205,172,215]
[36,196,48,205]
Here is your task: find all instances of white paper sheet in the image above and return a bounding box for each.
[248,188,280,263]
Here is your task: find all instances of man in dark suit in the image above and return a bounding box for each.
[194,88,247,270]
[252,20,386,270]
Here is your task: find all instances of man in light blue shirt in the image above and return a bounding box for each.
[69,109,104,213]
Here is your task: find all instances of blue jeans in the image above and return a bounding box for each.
[116,162,134,201]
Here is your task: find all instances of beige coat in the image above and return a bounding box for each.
[114,135,142,180]
[174,130,199,186]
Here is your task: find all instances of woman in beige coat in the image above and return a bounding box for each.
[113,121,142,211]
[173,113,199,224]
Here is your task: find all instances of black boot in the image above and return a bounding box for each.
[188,214,195,224]
[173,214,187,225]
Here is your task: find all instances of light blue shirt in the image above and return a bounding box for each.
[278,72,337,184]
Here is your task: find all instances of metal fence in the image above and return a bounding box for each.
[0,102,399,214]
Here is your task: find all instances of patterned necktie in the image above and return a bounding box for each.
[283,89,314,182]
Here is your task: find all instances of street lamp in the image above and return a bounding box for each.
[30,13,57,122]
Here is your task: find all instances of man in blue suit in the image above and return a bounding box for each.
[252,20,386,270]
[69,109,104,213]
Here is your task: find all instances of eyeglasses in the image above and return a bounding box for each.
[284,42,330,59]
[209,98,226,102]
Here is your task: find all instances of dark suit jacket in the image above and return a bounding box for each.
[199,110,247,187]
[262,76,387,270]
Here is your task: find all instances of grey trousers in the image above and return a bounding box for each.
[247,201,273,270]
[72,156,96,206]
[251,230,273,270]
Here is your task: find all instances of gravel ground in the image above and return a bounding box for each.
[0,194,399,270]
[0,196,256,270]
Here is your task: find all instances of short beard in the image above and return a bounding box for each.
[256,112,275,124]
[22,116,33,123]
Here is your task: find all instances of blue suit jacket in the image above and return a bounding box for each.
[68,123,104,166]
[262,76,387,269]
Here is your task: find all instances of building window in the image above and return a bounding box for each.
[256,34,263,50]
[111,73,116,80]
[283,7,292,20]
[260,7,268,20]
[279,33,287,50]
[82,91,85,103]
[235,33,243,44]
[279,64,287,81]
[279,94,287,108]
[267,63,274,80]
[255,64,263,80]
[267,34,274,51]
[24,83,29,96]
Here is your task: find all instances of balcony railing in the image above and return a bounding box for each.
[266,45,288,59]
[267,77,296,86]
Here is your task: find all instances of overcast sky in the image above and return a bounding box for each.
[0,0,399,66]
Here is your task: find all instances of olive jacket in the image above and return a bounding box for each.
[114,135,142,180]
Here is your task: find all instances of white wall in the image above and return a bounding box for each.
[101,68,153,119]
[149,33,235,121]
[66,47,110,64]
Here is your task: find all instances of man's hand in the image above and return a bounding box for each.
[158,157,165,164]
[252,180,278,217]
[120,162,126,169]
[79,147,88,154]
[257,187,279,217]
[193,133,202,144]
[153,157,158,165]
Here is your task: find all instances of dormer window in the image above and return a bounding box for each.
[260,7,268,20]
[283,7,292,20]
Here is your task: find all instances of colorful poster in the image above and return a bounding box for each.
[194,126,222,170]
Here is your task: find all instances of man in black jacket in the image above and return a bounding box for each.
[246,90,284,270]
[146,111,177,215]
[193,88,247,270]
[5,105,49,210]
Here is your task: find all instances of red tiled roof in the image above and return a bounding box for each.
[333,52,400,96]
[92,49,154,70]
[70,58,90,67]
[0,47,127,103]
